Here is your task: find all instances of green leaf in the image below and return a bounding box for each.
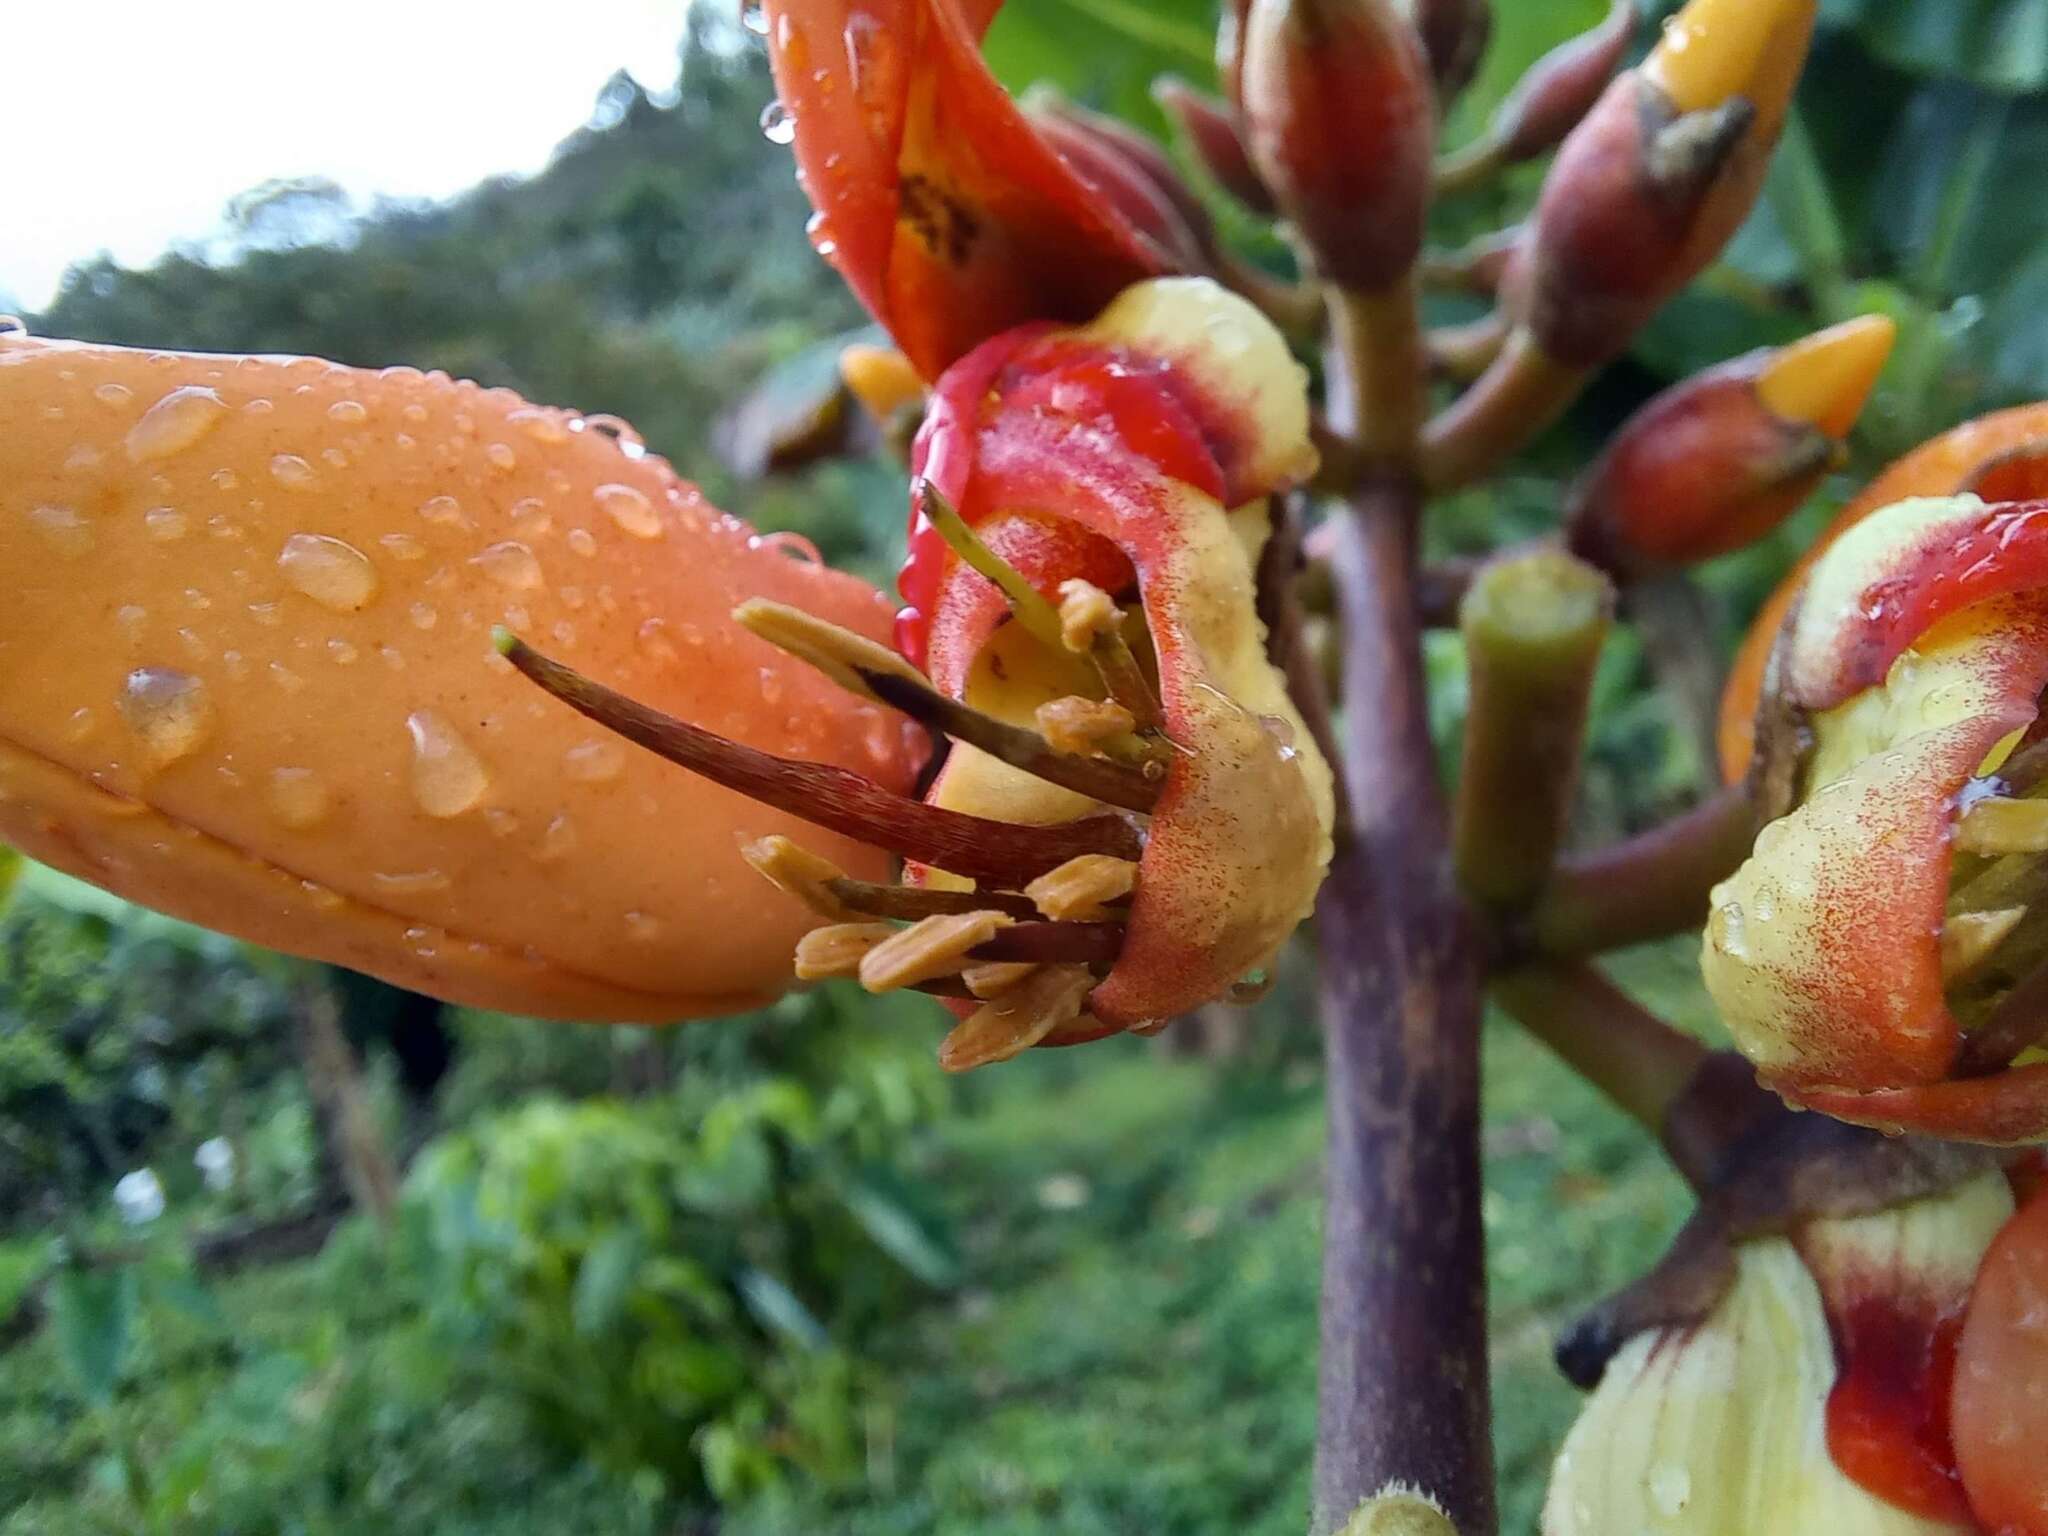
[1822,0,2048,94]
[735,1267,828,1351]
[837,1174,961,1288]
[0,845,20,910]
[140,1261,227,1332]
[51,1264,137,1407]
[571,1229,644,1337]
[982,0,1216,129]
[0,1237,57,1324]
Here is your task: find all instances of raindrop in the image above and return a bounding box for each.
[118,668,214,768]
[624,911,663,943]
[327,399,369,424]
[116,605,149,641]
[376,869,452,896]
[637,617,678,663]
[269,453,318,489]
[268,767,330,829]
[144,506,189,542]
[753,529,824,565]
[595,483,661,539]
[26,504,92,557]
[540,813,578,863]
[418,493,468,528]
[94,381,134,406]
[247,601,283,627]
[407,710,490,817]
[378,532,426,561]
[409,602,439,631]
[567,527,598,558]
[125,386,227,462]
[484,442,518,473]
[278,532,379,612]
[510,497,552,534]
[559,739,623,786]
[469,540,545,592]
[64,707,96,742]
[327,637,359,665]
[760,99,797,144]
[269,661,306,693]
[509,408,568,443]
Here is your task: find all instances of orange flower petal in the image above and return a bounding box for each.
[0,335,922,1020]
[763,0,1166,379]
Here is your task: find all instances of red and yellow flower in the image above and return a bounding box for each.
[1706,485,2048,1142]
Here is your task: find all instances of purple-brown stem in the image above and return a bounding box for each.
[1529,784,1756,957]
[1312,475,1494,1535]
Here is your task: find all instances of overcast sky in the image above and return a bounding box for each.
[2,1,693,311]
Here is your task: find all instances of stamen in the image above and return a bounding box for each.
[795,922,897,981]
[964,960,1038,998]
[736,599,1162,813]
[496,629,1143,884]
[859,910,1013,992]
[1025,854,1138,921]
[1958,958,2048,1076]
[918,481,1069,652]
[743,836,1042,921]
[1057,579,1163,729]
[1955,796,2048,858]
[938,964,1095,1072]
[1942,906,2027,984]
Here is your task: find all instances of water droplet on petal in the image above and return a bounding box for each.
[118,668,213,768]
[94,381,134,406]
[484,442,517,473]
[407,709,489,817]
[595,483,661,539]
[376,869,452,896]
[564,739,625,783]
[566,527,598,558]
[116,605,149,641]
[539,813,578,862]
[624,910,663,942]
[64,706,96,742]
[125,386,227,462]
[379,532,426,561]
[27,504,92,557]
[760,98,796,144]
[419,493,468,528]
[269,453,318,489]
[327,399,369,424]
[268,767,330,829]
[469,540,544,592]
[637,617,678,663]
[510,407,568,443]
[144,506,189,542]
[278,533,379,612]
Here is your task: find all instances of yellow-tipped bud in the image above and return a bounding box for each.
[1756,314,1897,439]
[839,343,925,425]
[1645,0,1815,114]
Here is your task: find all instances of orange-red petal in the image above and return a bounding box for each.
[763,0,1166,380]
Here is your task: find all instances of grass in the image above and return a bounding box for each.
[0,942,1711,1535]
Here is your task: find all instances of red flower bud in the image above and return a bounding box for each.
[1400,0,1489,103]
[1025,100,1214,275]
[1567,315,1894,576]
[1505,0,1817,367]
[1239,0,1435,292]
[1490,0,1632,163]
[1152,76,1275,216]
